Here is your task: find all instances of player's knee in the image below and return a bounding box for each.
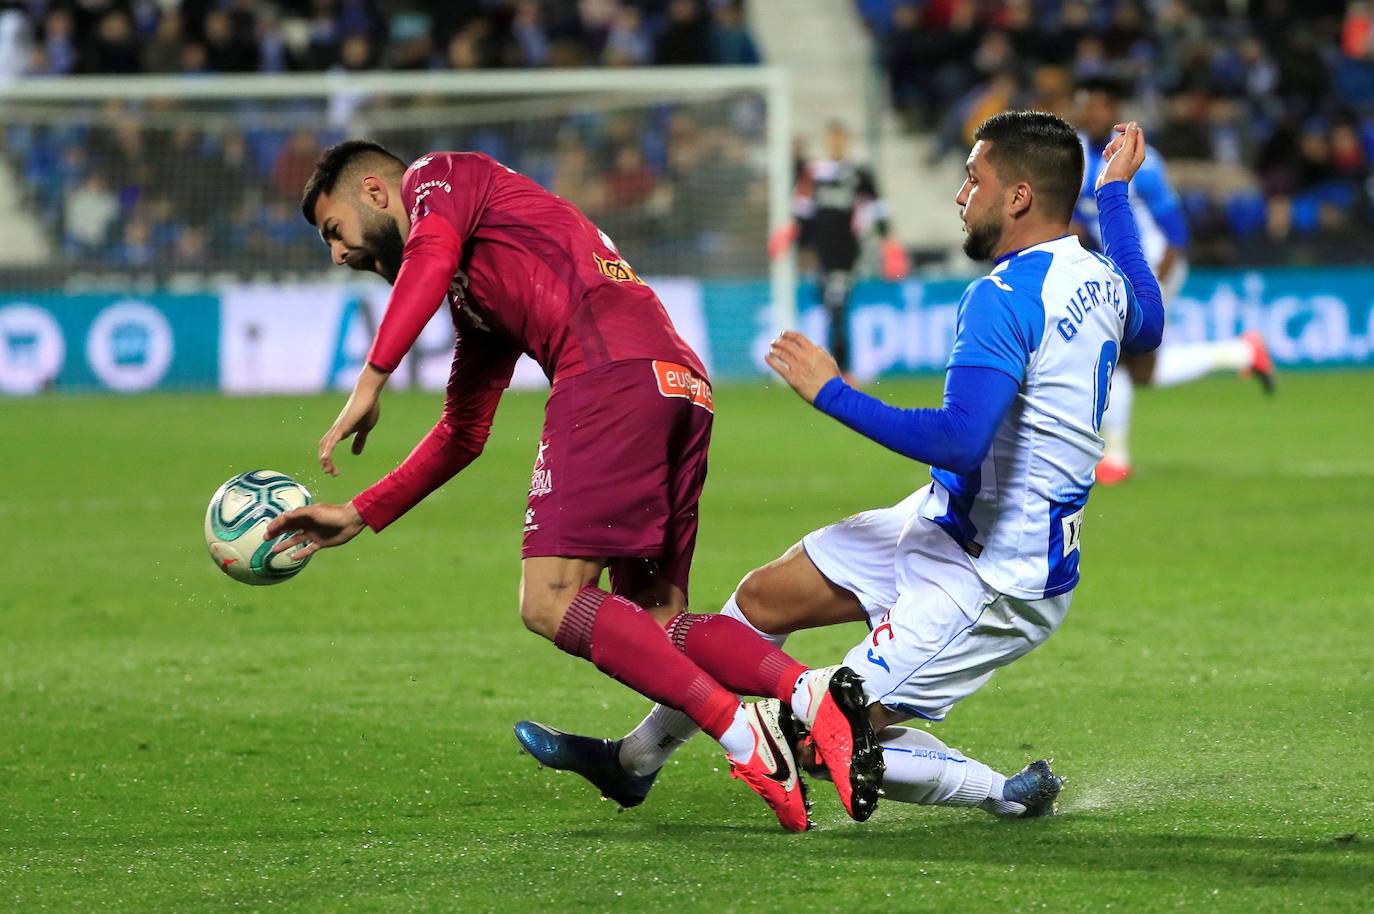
[736,568,789,635]
[518,591,562,640]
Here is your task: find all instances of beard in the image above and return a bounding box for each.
[356,210,406,283]
[961,208,1004,262]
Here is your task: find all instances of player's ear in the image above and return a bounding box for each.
[360,175,390,210]
[1008,181,1033,218]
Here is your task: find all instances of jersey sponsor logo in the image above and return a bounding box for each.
[652,361,713,413]
[524,507,539,533]
[409,155,434,171]
[1060,507,1084,556]
[593,252,645,286]
[529,439,553,498]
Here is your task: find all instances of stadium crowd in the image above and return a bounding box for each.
[7,0,1374,271]
[860,0,1374,264]
[0,1,765,277]
[0,0,760,76]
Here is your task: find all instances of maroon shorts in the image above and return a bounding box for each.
[522,359,713,600]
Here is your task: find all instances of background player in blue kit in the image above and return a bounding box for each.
[518,112,1166,821]
[1072,78,1275,484]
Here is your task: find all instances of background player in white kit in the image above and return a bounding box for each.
[1073,78,1275,485]
[517,112,1165,821]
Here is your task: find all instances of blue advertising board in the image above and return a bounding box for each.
[2,267,1372,393]
[0,293,219,394]
[701,267,1374,378]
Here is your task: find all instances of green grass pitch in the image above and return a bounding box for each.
[2,372,1372,913]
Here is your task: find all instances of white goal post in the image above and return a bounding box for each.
[0,66,796,330]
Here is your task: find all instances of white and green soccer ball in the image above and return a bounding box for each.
[204,470,313,585]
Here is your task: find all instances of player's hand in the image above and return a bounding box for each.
[266,501,366,560]
[766,330,841,404]
[319,394,379,476]
[1097,121,1147,190]
[319,364,390,476]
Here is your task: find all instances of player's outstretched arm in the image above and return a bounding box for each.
[767,331,1018,473]
[266,502,366,560]
[319,364,389,477]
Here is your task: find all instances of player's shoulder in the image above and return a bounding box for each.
[403,150,496,181]
[962,254,1053,322]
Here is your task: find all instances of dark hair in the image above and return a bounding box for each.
[300,140,407,226]
[972,110,1084,223]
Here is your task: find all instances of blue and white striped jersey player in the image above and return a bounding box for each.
[1073,78,1274,485]
[516,112,1165,823]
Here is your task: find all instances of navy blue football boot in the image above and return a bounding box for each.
[513,720,660,809]
[999,759,1062,818]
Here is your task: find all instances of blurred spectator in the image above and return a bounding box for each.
[337,34,374,71]
[86,10,140,74]
[656,0,709,65]
[604,5,651,67]
[605,145,656,208]
[114,218,155,268]
[273,131,321,203]
[65,174,119,251]
[42,7,79,74]
[178,41,210,75]
[446,20,495,70]
[708,0,760,65]
[143,12,185,74]
[203,8,259,73]
[0,1,32,80]
[510,1,550,67]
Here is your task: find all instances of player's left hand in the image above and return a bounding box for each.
[266,501,366,560]
[766,331,841,404]
[1096,121,1147,190]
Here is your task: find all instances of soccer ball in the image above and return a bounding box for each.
[204,470,313,585]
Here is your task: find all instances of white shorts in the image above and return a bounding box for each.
[802,485,1073,721]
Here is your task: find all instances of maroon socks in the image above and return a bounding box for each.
[554,587,739,739]
[666,612,808,702]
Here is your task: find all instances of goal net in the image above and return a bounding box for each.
[0,69,792,393]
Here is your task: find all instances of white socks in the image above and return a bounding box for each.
[789,669,821,723]
[617,592,785,776]
[1101,369,1134,464]
[618,702,702,776]
[719,706,755,763]
[1154,339,1251,387]
[870,726,1022,816]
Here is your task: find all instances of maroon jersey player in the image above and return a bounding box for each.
[264,141,883,830]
